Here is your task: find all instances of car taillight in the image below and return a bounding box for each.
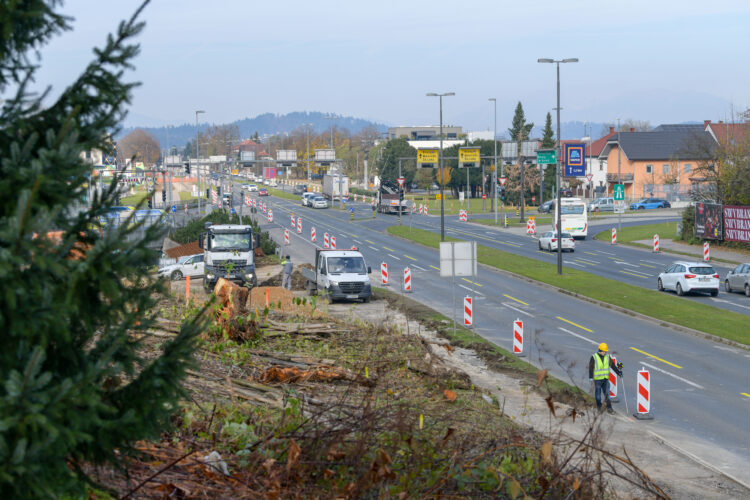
[684,274,696,279]
[551,238,557,242]
[713,274,719,278]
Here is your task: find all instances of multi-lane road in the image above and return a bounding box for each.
[226,181,750,484]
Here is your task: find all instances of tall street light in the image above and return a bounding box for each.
[427,92,455,241]
[489,98,498,224]
[195,110,205,215]
[537,57,578,275]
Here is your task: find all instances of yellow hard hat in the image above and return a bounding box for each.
[598,343,608,352]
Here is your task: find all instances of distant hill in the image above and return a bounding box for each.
[116,111,388,152]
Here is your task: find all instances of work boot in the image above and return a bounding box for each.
[606,407,615,415]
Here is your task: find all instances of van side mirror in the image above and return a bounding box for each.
[198,233,204,249]
[367,266,372,274]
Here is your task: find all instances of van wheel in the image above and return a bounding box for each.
[745,284,750,297]
[676,283,684,296]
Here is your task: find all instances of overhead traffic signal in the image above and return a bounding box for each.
[161,190,166,202]
[147,197,153,209]
[184,161,190,174]
[500,187,506,201]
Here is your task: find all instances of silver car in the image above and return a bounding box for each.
[724,263,750,296]
[657,261,719,296]
[588,197,615,212]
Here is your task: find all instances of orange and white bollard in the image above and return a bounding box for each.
[526,218,536,235]
[331,236,336,249]
[291,214,295,228]
[463,296,473,326]
[513,319,524,356]
[609,355,619,403]
[653,234,660,252]
[296,217,302,234]
[284,229,290,245]
[634,367,654,420]
[704,241,710,261]
[381,262,388,285]
[311,227,316,243]
[403,267,412,292]
[324,232,330,249]
[268,209,273,223]
[611,228,617,244]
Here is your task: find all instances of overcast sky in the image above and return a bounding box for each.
[31,0,750,132]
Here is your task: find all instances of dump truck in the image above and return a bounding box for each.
[377,179,409,214]
[301,248,372,302]
[199,223,258,291]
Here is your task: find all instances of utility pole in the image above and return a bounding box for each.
[617,118,622,232]
[195,110,205,215]
[490,98,498,224]
[427,92,455,242]
[518,130,525,222]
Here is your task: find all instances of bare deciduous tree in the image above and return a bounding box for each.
[118,128,161,166]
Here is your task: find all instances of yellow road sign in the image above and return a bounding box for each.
[417,149,439,165]
[459,148,480,164]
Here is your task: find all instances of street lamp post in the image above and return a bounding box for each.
[538,57,578,275]
[195,110,205,215]
[489,98,498,224]
[427,92,455,241]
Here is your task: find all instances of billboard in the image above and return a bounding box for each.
[277,150,297,162]
[694,202,722,240]
[314,149,335,162]
[563,143,585,177]
[723,205,750,243]
[417,148,439,167]
[240,151,255,161]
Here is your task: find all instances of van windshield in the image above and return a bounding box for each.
[560,204,585,215]
[326,256,366,275]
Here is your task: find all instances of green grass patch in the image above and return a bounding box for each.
[594,222,678,243]
[471,215,553,227]
[267,186,300,202]
[120,191,148,206]
[387,226,750,346]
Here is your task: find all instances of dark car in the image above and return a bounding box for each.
[258,188,269,196]
[559,188,573,198]
[538,200,555,213]
[292,184,307,195]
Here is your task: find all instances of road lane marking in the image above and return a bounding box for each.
[567,261,586,268]
[629,347,683,369]
[598,250,616,256]
[458,284,474,293]
[639,263,658,269]
[503,294,529,306]
[641,362,703,389]
[556,316,593,332]
[404,255,418,261]
[558,327,598,345]
[504,303,533,317]
[353,239,361,244]
[584,251,599,256]
[369,246,379,251]
[710,298,750,311]
[388,254,401,260]
[742,393,750,398]
[713,345,739,353]
[412,265,427,271]
[575,257,600,264]
[383,246,395,251]
[620,270,650,279]
[615,260,641,267]
[365,239,375,245]
[429,265,440,271]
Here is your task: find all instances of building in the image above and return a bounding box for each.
[388,125,462,141]
[581,127,618,196]
[598,124,713,203]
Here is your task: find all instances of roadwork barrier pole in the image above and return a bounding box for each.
[609,355,619,403]
[513,319,524,356]
[611,228,617,245]
[463,296,472,326]
[704,241,710,261]
[185,276,191,304]
[653,234,660,253]
[634,367,654,420]
[381,262,388,285]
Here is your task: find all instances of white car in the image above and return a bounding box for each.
[657,261,719,296]
[310,196,328,209]
[158,254,204,281]
[302,192,317,206]
[538,231,575,252]
[267,180,278,187]
[246,184,258,192]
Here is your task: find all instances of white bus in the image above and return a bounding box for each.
[554,197,588,239]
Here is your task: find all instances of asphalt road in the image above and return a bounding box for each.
[227,182,750,485]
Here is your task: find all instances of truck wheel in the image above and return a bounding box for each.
[363,294,371,303]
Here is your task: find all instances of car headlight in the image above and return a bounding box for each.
[244,272,254,280]
[330,281,339,287]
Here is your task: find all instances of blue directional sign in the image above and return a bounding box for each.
[564,143,586,177]
[231,207,236,215]
[171,205,177,213]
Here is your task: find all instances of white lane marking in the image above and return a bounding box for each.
[353,239,361,244]
[575,257,600,264]
[388,254,401,260]
[558,327,598,345]
[412,265,427,271]
[640,362,704,389]
[369,245,379,251]
[713,345,739,354]
[565,261,586,268]
[710,298,750,311]
[504,303,533,317]
[458,284,474,293]
[598,250,616,256]
[640,259,661,265]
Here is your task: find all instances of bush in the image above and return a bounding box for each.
[350,187,376,197]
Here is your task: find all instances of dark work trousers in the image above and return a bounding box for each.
[594,379,611,409]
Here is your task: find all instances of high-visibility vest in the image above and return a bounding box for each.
[592,353,610,380]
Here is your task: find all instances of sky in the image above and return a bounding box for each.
[29,0,750,134]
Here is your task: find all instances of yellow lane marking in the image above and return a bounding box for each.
[503,294,529,306]
[639,263,658,269]
[365,239,376,245]
[575,260,594,266]
[742,393,750,399]
[556,316,593,332]
[620,270,650,279]
[630,347,683,369]
[460,278,483,287]
[404,255,418,261]
[584,251,598,256]
[429,265,440,271]
[383,246,395,252]
[448,227,521,247]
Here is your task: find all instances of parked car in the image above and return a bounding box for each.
[267,180,278,187]
[559,188,573,198]
[158,254,204,281]
[724,263,750,296]
[293,184,308,195]
[246,184,258,192]
[657,261,719,296]
[311,195,328,209]
[302,192,317,206]
[538,200,555,214]
[629,198,670,210]
[258,188,269,196]
[538,231,575,252]
[588,197,615,212]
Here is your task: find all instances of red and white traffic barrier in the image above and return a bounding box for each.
[424,205,428,216]
[268,209,273,223]
[331,236,337,249]
[704,241,710,261]
[634,368,653,420]
[609,355,619,402]
[291,214,295,228]
[513,319,524,356]
[611,228,617,245]
[412,203,416,214]
[311,227,316,242]
[323,232,330,249]
[245,196,250,207]
[463,296,473,326]
[403,267,412,292]
[296,217,302,234]
[526,218,536,235]
[459,209,467,222]
[284,229,289,245]
[653,234,660,253]
[381,262,388,285]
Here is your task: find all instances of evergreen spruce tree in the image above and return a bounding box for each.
[540,112,557,201]
[508,102,533,219]
[0,1,201,497]
[541,112,555,148]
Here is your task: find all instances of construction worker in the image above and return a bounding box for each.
[281,255,293,290]
[588,342,623,414]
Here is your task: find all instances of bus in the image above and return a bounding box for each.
[554,197,588,239]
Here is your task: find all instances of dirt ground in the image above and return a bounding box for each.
[325,298,750,500]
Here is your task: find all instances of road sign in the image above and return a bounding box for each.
[614,183,625,200]
[563,143,586,177]
[586,173,594,182]
[231,207,236,215]
[536,149,556,164]
[417,148,439,167]
[458,147,480,168]
[397,177,405,188]
[499,177,507,187]
[171,205,176,213]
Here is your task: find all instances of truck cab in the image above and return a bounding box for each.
[199,223,257,291]
[302,249,372,302]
